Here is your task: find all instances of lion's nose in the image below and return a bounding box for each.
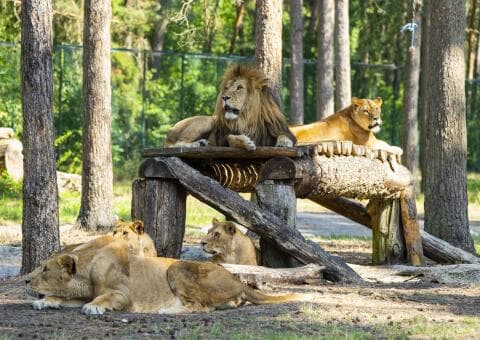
[25,279,31,285]
[222,95,231,101]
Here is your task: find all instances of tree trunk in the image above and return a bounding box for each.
[316,0,335,118]
[289,0,304,125]
[255,0,283,106]
[230,0,246,54]
[467,0,477,80]
[420,0,430,193]
[307,0,319,36]
[402,3,421,192]
[77,0,116,231]
[20,0,60,274]
[334,0,351,111]
[424,0,475,253]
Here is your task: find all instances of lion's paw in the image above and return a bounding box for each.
[275,135,294,148]
[82,303,106,315]
[196,139,209,147]
[227,134,256,151]
[32,298,60,310]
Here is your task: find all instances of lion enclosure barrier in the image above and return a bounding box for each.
[131,143,479,283]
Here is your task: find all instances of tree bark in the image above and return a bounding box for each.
[77,0,116,231]
[334,0,351,111]
[289,0,304,125]
[424,0,475,253]
[419,0,430,193]
[466,0,477,80]
[255,0,283,106]
[307,0,319,36]
[316,0,335,118]
[20,0,60,274]
[230,0,246,54]
[402,3,421,192]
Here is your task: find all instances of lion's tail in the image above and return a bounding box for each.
[243,286,313,305]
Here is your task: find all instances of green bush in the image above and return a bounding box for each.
[0,172,22,199]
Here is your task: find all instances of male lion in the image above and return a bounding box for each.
[201,218,258,265]
[165,64,296,150]
[26,239,311,315]
[61,220,157,257]
[290,97,403,157]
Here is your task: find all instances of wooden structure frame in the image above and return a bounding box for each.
[132,143,479,282]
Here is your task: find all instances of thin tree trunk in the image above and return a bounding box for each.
[289,0,304,125]
[21,0,60,274]
[230,0,246,54]
[467,0,477,80]
[334,0,351,111]
[402,2,421,192]
[424,0,475,253]
[419,0,430,193]
[255,0,283,106]
[203,0,221,53]
[316,0,335,118]
[77,0,116,231]
[307,0,319,36]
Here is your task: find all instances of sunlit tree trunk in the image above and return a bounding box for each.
[76,0,116,231]
[289,0,304,125]
[334,0,351,111]
[255,0,283,105]
[21,0,60,274]
[424,0,475,253]
[230,0,246,54]
[316,0,334,119]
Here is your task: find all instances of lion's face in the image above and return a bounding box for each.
[350,97,383,133]
[220,78,249,121]
[201,219,238,256]
[26,254,84,299]
[112,220,157,257]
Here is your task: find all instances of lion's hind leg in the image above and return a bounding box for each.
[166,261,246,312]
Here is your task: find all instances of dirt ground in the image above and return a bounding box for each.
[1,235,480,339]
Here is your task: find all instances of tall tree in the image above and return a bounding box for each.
[334,0,351,110]
[289,0,304,125]
[466,0,477,80]
[230,0,247,54]
[316,0,334,118]
[401,1,421,192]
[76,0,116,231]
[21,0,60,274]
[424,0,475,252]
[420,0,431,192]
[255,0,283,104]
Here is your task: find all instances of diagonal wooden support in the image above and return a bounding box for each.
[144,157,363,283]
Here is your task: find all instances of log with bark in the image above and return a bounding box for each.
[220,263,325,289]
[140,156,363,283]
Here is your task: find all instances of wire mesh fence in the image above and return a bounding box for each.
[1,43,479,176]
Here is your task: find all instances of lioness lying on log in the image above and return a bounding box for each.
[201,218,258,265]
[165,64,296,150]
[290,97,403,159]
[26,238,311,315]
[61,220,157,257]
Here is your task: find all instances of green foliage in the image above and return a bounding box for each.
[0,172,22,199]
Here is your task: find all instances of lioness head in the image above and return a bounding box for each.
[26,254,84,299]
[201,218,239,256]
[112,220,157,257]
[350,97,383,133]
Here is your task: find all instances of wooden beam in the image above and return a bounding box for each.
[308,195,372,227]
[158,156,363,283]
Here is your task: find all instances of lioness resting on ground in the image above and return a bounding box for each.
[61,220,157,257]
[26,239,311,315]
[165,64,296,150]
[290,97,402,158]
[201,218,258,265]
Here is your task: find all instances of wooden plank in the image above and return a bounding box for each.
[158,156,363,283]
[308,195,371,227]
[143,146,312,159]
[400,187,425,266]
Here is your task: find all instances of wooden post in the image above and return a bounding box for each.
[132,177,186,259]
[255,179,298,267]
[400,186,424,266]
[368,198,406,265]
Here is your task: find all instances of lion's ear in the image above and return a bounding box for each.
[132,220,144,234]
[57,254,77,275]
[212,217,220,225]
[225,222,237,235]
[374,97,383,106]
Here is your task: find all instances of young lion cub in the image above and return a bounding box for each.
[201,218,258,265]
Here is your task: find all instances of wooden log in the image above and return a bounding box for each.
[255,179,298,268]
[308,195,480,264]
[156,156,363,283]
[0,128,14,139]
[0,138,23,181]
[308,195,371,227]
[400,186,424,266]
[220,263,325,288]
[367,199,406,265]
[132,177,186,258]
[294,155,413,199]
